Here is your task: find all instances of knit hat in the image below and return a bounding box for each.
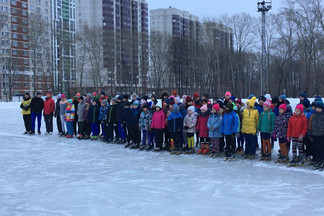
[164,98,172,105]
[248,94,255,99]
[101,99,108,105]
[259,96,266,102]
[156,100,162,109]
[186,96,193,104]
[235,98,242,105]
[225,91,232,97]
[315,101,324,109]
[202,93,209,99]
[295,104,304,112]
[314,96,322,102]
[93,92,97,96]
[57,94,61,99]
[217,99,224,108]
[175,97,181,103]
[182,95,188,103]
[80,96,84,101]
[226,102,234,111]
[246,97,256,108]
[76,93,81,97]
[67,99,73,104]
[272,97,279,105]
[212,104,220,112]
[61,94,66,98]
[86,93,92,98]
[200,105,208,112]
[100,91,106,96]
[299,91,307,98]
[133,100,140,106]
[279,104,287,111]
[37,91,42,95]
[263,100,272,108]
[143,102,149,109]
[302,99,310,109]
[173,103,180,113]
[124,101,131,107]
[265,94,271,101]
[117,95,123,101]
[142,95,148,101]
[187,105,195,113]
[279,95,287,101]
[123,94,129,100]
[171,90,178,96]
[229,96,235,101]
[311,101,316,107]
[111,98,117,103]
[161,91,169,98]
[193,92,200,99]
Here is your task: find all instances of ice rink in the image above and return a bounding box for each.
[1,99,323,216]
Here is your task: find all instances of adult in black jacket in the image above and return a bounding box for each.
[30,92,44,134]
[106,98,119,142]
[54,94,62,134]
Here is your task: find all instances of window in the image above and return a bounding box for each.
[11,8,17,13]
[38,75,43,80]
[22,19,28,24]
[23,43,28,48]
[24,75,29,80]
[11,0,16,6]
[22,27,27,32]
[14,74,18,79]
[12,49,17,55]
[24,83,29,87]
[12,25,17,30]
[11,16,17,22]
[2,32,8,37]
[45,9,48,14]
[13,82,18,87]
[23,51,28,56]
[12,41,18,47]
[36,7,41,12]
[22,2,27,8]
[23,34,28,40]
[24,59,29,64]
[22,10,27,16]
[24,67,29,71]
[38,83,42,88]
[12,33,18,39]
[36,0,40,4]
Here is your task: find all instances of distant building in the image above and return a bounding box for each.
[76,0,149,95]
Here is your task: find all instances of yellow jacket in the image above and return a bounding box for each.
[241,108,259,134]
[21,99,32,115]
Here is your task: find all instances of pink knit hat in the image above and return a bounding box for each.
[61,94,66,98]
[225,91,232,97]
[295,104,304,112]
[212,104,220,112]
[200,105,208,111]
[279,104,287,111]
[263,100,272,108]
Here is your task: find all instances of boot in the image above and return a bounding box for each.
[203,144,210,154]
[197,144,205,154]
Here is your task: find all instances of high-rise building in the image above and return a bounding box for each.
[76,0,149,94]
[0,0,53,100]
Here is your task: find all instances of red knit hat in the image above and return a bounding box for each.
[61,94,66,98]
[212,104,220,112]
[93,92,97,96]
[186,96,193,103]
[193,93,200,99]
[235,98,242,105]
[76,93,81,97]
[279,104,287,111]
[171,90,177,96]
[263,100,272,108]
[295,104,304,112]
[225,91,232,97]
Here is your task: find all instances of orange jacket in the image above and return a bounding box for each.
[287,114,308,138]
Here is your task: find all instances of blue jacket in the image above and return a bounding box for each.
[99,105,109,121]
[167,104,183,133]
[221,111,239,135]
[273,106,279,116]
[122,107,132,127]
[255,103,263,114]
[207,113,222,138]
[306,109,315,121]
[129,107,140,127]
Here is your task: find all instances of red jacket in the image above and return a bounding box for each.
[151,110,166,129]
[287,114,308,138]
[196,114,209,138]
[44,97,55,115]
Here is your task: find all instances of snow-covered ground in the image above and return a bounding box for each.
[1,99,323,216]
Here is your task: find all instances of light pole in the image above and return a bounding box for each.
[257,0,272,95]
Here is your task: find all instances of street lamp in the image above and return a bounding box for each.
[257,0,272,95]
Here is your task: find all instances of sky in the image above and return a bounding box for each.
[146,0,283,18]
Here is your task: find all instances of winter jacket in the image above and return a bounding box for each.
[139,110,152,131]
[122,108,132,127]
[151,110,166,129]
[99,105,109,122]
[309,112,324,136]
[221,111,239,135]
[115,101,124,122]
[306,109,315,120]
[287,114,308,138]
[273,106,279,116]
[77,101,86,122]
[183,112,198,134]
[44,97,55,115]
[83,99,91,122]
[255,103,263,114]
[129,107,140,127]
[241,108,259,134]
[55,98,61,116]
[207,113,222,138]
[167,104,183,133]
[65,104,75,122]
[107,104,118,124]
[59,100,67,116]
[20,98,31,115]
[196,111,210,138]
[30,97,44,113]
[257,110,276,134]
[274,112,292,139]
[88,104,100,124]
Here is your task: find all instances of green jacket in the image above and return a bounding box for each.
[257,109,275,133]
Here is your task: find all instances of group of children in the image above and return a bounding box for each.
[20,90,324,170]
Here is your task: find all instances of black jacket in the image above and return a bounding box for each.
[31,97,44,113]
[55,98,61,116]
[107,104,118,124]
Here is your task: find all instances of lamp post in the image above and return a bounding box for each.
[257,0,272,95]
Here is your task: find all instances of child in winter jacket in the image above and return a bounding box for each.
[151,101,165,151]
[274,104,292,162]
[257,100,276,160]
[183,105,198,153]
[235,99,244,153]
[99,100,109,141]
[88,100,100,140]
[221,103,239,158]
[82,97,92,139]
[308,101,324,170]
[207,104,223,156]
[65,99,75,138]
[242,97,259,158]
[122,101,133,145]
[196,105,210,154]
[77,96,86,139]
[139,103,153,150]
[287,104,308,165]
[128,100,141,148]
[59,94,67,136]
[168,103,183,154]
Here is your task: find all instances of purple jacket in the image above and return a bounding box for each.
[274,112,292,139]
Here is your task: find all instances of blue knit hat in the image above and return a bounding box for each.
[315,101,323,109]
[279,95,287,101]
[229,96,235,101]
[248,94,255,99]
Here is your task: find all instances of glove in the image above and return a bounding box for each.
[184,126,189,130]
[298,134,304,141]
[236,132,240,138]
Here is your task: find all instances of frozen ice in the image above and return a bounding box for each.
[0,98,323,216]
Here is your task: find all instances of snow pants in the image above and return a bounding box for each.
[66,121,74,136]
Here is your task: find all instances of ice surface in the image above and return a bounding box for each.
[1,99,323,216]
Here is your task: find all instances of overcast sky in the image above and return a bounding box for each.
[146,0,283,18]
